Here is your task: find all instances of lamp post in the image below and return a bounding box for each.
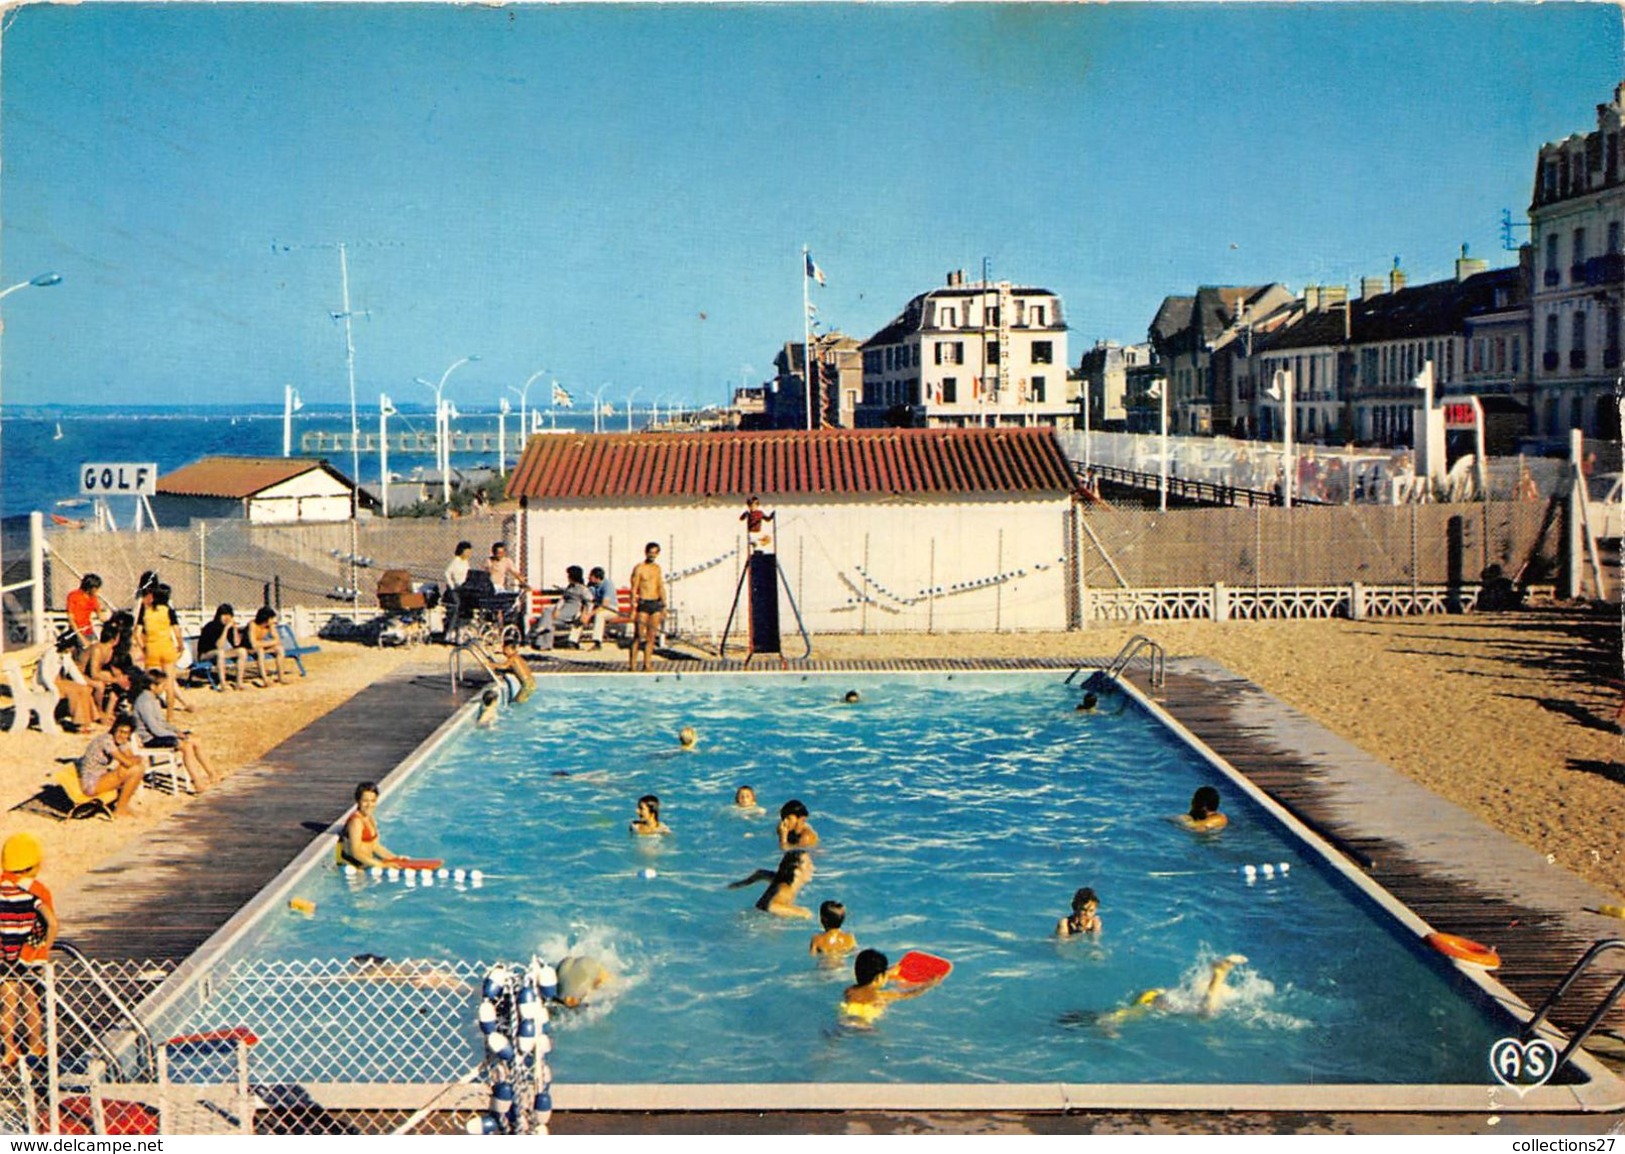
[626,387,642,433]
[1267,369,1295,508]
[498,396,511,472]
[1081,379,1092,472]
[1147,378,1169,512]
[591,383,612,435]
[378,393,397,516]
[415,355,479,505]
[509,369,546,455]
[0,272,61,656]
[282,384,303,457]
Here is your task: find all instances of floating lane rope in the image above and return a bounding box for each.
[1240,862,1291,885]
[468,958,555,1134]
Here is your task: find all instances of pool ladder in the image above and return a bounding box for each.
[1067,634,1166,693]
[1521,938,1625,1077]
[449,639,503,691]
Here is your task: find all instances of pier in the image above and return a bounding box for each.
[300,429,510,455]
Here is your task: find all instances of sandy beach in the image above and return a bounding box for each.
[1,605,1618,902]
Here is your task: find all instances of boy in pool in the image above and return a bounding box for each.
[629,794,670,836]
[809,900,856,956]
[1055,887,1102,936]
[476,687,500,728]
[1092,954,1248,1032]
[678,725,698,750]
[839,948,943,1023]
[1175,785,1228,832]
[777,799,819,849]
[492,641,536,704]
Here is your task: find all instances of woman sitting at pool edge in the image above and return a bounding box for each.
[1174,785,1227,832]
[729,849,815,918]
[341,782,417,868]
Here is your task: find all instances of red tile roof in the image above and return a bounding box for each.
[157,457,354,500]
[506,428,1078,502]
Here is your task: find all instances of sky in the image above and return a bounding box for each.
[0,1,1620,412]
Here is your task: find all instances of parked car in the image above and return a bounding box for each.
[1589,472,1622,540]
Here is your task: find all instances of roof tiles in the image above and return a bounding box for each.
[506,428,1078,502]
[156,457,351,500]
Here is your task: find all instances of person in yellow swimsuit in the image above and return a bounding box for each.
[839,948,943,1024]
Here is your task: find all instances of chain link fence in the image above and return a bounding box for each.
[4,953,518,1135]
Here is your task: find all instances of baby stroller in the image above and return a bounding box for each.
[445,570,526,650]
[375,569,432,647]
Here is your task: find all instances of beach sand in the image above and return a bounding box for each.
[1,606,1618,902]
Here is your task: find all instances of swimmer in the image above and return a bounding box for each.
[843,689,860,704]
[728,849,815,918]
[777,799,819,850]
[1075,691,1099,713]
[809,900,857,956]
[341,782,419,869]
[1089,954,1248,1032]
[734,785,758,809]
[553,954,613,1008]
[1173,785,1228,832]
[839,948,943,1023]
[629,794,670,836]
[476,687,500,728]
[678,725,698,750]
[492,641,535,704]
[1055,887,1102,937]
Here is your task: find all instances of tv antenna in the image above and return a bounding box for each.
[1500,209,1531,253]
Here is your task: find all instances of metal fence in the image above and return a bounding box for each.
[4,953,538,1135]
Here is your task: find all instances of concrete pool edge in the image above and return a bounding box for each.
[138,660,1625,1116]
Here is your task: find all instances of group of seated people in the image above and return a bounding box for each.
[442,540,621,652]
[51,570,293,817]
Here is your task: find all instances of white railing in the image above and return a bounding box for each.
[1081,582,1489,623]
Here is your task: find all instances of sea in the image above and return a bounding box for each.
[0,405,602,527]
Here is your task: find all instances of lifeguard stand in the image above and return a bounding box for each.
[719,531,810,665]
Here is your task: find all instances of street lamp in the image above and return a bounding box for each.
[415,355,479,504]
[1265,368,1295,508]
[378,393,397,516]
[0,272,62,302]
[0,272,62,655]
[282,384,304,457]
[498,395,511,472]
[1147,378,1169,512]
[591,382,612,435]
[626,387,642,433]
[510,368,546,447]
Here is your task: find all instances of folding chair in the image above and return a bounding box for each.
[131,735,193,795]
[49,767,116,821]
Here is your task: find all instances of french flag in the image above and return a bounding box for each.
[805,253,826,286]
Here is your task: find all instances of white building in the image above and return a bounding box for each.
[859,272,1072,428]
[1529,81,1624,440]
[152,457,371,524]
[507,427,1081,636]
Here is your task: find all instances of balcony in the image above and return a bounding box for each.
[1577,253,1625,286]
[1543,350,1560,371]
[1570,349,1588,370]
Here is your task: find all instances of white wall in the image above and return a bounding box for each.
[249,472,355,524]
[522,496,1072,638]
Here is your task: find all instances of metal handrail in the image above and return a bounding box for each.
[49,942,161,1079]
[449,639,502,690]
[1521,938,1625,1076]
[1068,633,1166,692]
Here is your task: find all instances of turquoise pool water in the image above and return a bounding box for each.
[220,671,1514,1086]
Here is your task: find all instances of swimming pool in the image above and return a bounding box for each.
[150,669,1613,1108]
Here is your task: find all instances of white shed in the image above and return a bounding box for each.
[153,457,373,525]
[507,427,1081,637]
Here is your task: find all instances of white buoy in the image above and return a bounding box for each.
[1279,862,1291,874]
[1242,864,1256,877]
[438,867,450,879]
[470,870,485,888]
[421,870,434,887]
[369,866,382,879]
[1261,863,1275,877]
[454,868,466,883]
[639,867,657,880]
[342,864,357,876]
[404,870,417,886]
[387,867,400,882]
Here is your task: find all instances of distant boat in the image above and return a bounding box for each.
[54,498,89,509]
[49,513,85,530]
[52,422,63,441]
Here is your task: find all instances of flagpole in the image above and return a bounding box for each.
[802,244,813,431]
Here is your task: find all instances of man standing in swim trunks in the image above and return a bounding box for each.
[628,541,665,673]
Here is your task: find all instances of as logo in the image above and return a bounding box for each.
[1489,1036,1558,1095]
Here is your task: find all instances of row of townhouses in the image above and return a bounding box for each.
[754,82,1622,446]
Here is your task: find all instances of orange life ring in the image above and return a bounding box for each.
[1425,932,1500,968]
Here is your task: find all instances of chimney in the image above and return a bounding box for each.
[1303,285,1320,312]
[1360,276,1386,300]
[1388,257,1406,294]
[1455,243,1488,282]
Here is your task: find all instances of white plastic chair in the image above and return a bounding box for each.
[4,659,60,735]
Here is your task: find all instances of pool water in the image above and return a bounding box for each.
[228,671,1511,1086]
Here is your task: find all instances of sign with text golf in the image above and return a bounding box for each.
[81,462,159,496]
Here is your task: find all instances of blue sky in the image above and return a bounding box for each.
[1,2,1620,411]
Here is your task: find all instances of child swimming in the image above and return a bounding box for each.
[777,799,819,849]
[629,794,671,836]
[1175,785,1228,832]
[839,948,944,1024]
[809,900,857,956]
[476,687,500,728]
[1088,954,1249,1033]
[729,850,815,918]
[678,725,698,750]
[1055,887,1102,936]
